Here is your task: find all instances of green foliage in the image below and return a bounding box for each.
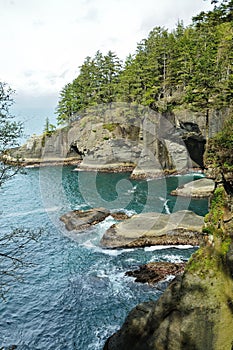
[205,113,233,170]
[0,82,23,151]
[56,1,233,123]
[189,182,231,275]
[56,51,122,124]
[43,117,56,137]
[187,246,217,276]
[215,115,233,149]
[0,82,23,186]
[41,117,56,147]
[220,237,231,256]
[205,186,225,225]
[103,123,117,132]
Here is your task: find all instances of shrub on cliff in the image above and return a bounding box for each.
[205,113,233,172]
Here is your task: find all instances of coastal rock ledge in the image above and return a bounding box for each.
[171,178,215,198]
[100,210,204,248]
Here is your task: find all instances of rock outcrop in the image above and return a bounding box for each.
[7,105,229,177]
[126,262,186,284]
[60,208,129,232]
[60,207,110,231]
[171,178,215,198]
[100,210,204,248]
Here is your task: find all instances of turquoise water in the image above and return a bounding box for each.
[0,167,208,349]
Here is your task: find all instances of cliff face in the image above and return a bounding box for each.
[103,115,233,350]
[8,106,228,176]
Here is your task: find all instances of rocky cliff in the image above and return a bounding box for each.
[103,114,233,350]
[7,105,229,178]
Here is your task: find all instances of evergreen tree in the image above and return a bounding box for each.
[56,83,78,124]
[185,7,233,138]
[100,51,122,103]
[56,1,233,124]
[43,117,56,136]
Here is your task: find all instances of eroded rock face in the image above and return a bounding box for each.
[100,210,204,248]
[171,178,215,198]
[7,107,225,176]
[78,138,141,171]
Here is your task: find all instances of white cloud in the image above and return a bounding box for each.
[0,0,214,132]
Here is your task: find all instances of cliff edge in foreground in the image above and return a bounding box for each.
[104,115,233,350]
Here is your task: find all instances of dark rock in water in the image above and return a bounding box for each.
[126,262,186,284]
[60,207,110,231]
[110,212,130,221]
[60,208,130,232]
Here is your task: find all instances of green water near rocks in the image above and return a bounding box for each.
[0,167,208,349]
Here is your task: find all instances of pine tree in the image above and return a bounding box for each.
[56,1,233,124]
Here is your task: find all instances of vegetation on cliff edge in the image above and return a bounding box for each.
[188,111,233,277]
[56,0,233,126]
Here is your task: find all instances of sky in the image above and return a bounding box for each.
[0,0,214,138]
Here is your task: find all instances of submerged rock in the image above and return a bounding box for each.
[171,178,215,197]
[100,210,204,248]
[126,262,186,284]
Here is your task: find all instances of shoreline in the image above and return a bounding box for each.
[15,158,204,178]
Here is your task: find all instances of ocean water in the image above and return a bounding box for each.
[0,167,208,350]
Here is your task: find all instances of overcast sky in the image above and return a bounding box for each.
[0,0,214,137]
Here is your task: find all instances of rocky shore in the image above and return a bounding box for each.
[5,102,232,349]
[171,177,215,197]
[103,113,233,350]
[60,208,204,247]
[100,210,204,248]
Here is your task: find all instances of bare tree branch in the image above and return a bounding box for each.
[0,228,43,300]
[0,81,44,300]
